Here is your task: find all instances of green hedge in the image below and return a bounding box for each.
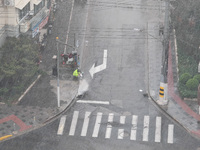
[179,73,192,84]
[186,78,199,90]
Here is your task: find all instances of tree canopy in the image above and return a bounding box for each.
[0,35,39,102]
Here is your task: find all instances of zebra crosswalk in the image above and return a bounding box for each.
[57,111,174,144]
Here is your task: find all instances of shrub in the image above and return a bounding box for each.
[0,88,9,95]
[193,74,200,82]
[179,73,192,84]
[186,78,199,90]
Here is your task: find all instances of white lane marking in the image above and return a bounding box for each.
[89,50,107,78]
[92,112,103,137]
[69,111,79,136]
[167,124,174,144]
[57,115,67,135]
[155,117,162,142]
[143,116,150,141]
[76,100,110,105]
[130,115,138,140]
[118,129,124,139]
[64,0,74,54]
[120,116,126,124]
[81,111,91,136]
[105,113,114,139]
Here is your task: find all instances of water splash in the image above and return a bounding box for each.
[78,79,89,96]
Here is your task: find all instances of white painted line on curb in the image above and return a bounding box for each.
[155,116,161,142]
[143,116,149,141]
[69,111,79,136]
[81,112,91,136]
[167,124,174,144]
[76,100,110,105]
[105,113,114,139]
[92,112,102,137]
[130,115,138,140]
[57,115,67,135]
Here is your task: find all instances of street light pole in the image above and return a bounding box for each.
[56,37,60,108]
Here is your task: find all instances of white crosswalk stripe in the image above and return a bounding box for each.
[63,111,174,144]
[105,113,114,139]
[143,116,150,141]
[130,115,138,140]
[69,111,79,136]
[118,116,126,139]
[167,124,174,144]
[155,116,162,142]
[81,111,91,136]
[92,112,103,137]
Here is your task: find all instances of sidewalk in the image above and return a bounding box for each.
[148,21,200,139]
[0,66,78,142]
[0,0,79,141]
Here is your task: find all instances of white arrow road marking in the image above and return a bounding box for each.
[57,115,67,135]
[89,50,107,78]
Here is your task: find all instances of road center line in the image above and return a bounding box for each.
[69,111,79,136]
[57,115,67,135]
[76,100,110,105]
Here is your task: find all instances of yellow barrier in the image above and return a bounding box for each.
[0,135,12,141]
[159,86,164,98]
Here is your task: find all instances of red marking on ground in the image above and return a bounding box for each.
[0,115,32,132]
[191,130,200,137]
[168,41,200,121]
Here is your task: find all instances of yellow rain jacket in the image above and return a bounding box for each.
[73,69,80,77]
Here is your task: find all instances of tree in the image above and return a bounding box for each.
[0,36,39,102]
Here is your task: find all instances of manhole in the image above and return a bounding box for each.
[118,130,130,138]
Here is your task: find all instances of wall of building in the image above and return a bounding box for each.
[0,0,50,47]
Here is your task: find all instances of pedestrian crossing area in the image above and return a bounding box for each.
[57,111,174,144]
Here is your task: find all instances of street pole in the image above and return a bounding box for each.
[56,37,60,108]
[162,0,170,83]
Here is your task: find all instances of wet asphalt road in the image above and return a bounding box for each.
[1,0,200,150]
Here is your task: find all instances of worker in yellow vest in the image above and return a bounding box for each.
[73,69,81,79]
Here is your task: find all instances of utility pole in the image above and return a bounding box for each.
[162,0,170,83]
[56,37,60,108]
